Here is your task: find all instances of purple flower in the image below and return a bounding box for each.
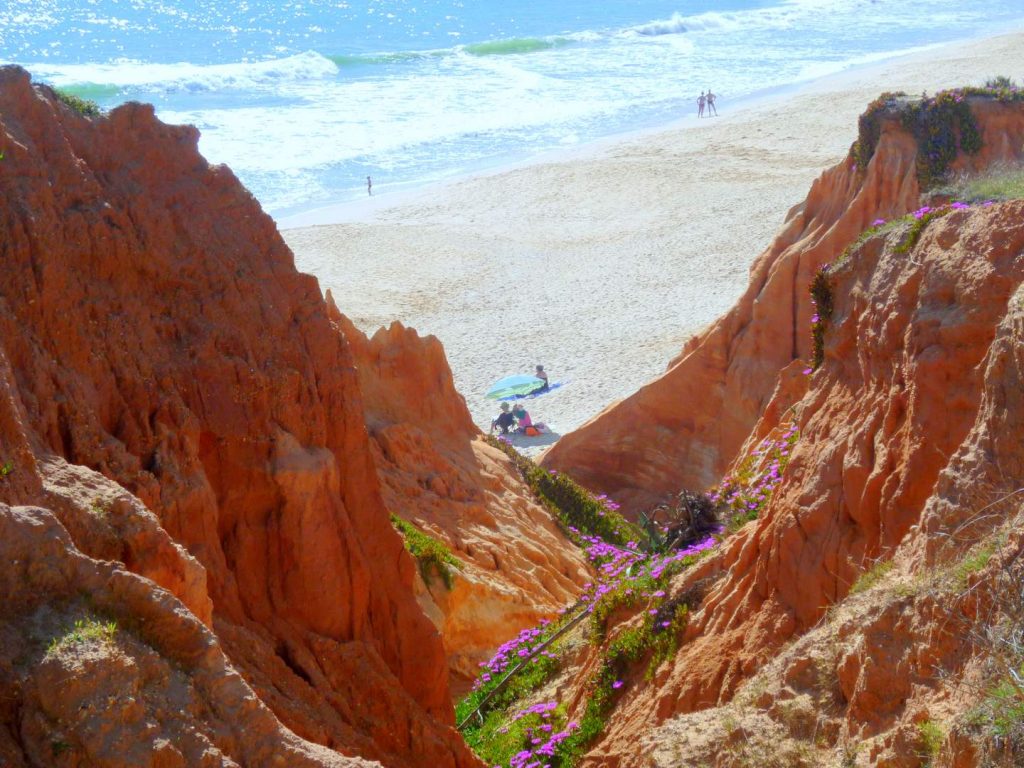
[612,680,624,689]
[802,368,813,375]
[871,218,886,226]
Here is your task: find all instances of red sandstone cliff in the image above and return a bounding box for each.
[334,314,590,691]
[543,97,1024,518]
[586,197,1024,767]
[0,66,482,767]
[532,101,1024,765]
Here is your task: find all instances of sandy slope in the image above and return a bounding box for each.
[282,30,1024,451]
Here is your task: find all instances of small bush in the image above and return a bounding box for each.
[850,91,907,173]
[53,87,102,117]
[984,76,1017,90]
[0,461,12,480]
[809,267,835,370]
[46,617,118,655]
[917,719,944,764]
[850,559,894,594]
[390,514,462,589]
[900,90,982,189]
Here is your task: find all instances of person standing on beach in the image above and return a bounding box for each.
[367,175,372,195]
[705,89,718,116]
[697,91,706,118]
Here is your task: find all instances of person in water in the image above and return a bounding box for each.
[532,364,549,394]
[705,89,718,116]
[367,175,372,195]
[697,91,706,118]
[490,402,516,434]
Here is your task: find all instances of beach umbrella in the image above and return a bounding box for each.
[485,374,543,400]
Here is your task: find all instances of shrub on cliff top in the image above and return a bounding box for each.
[389,514,462,589]
[900,89,982,189]
[851,91,906,174]
[848,83,1024,189]
[52,87,103,117]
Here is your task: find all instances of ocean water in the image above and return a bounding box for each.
[3,0,1022,220]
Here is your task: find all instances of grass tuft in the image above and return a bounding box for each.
[933,163,1024,204]
[390,514,462,589]
[917,719,944,765]
[849,559,894,594]
[46,617,118,656]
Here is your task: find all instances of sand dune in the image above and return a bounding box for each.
[282,30,1024,451]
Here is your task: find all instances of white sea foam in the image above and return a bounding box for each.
[28,50,339,93]
[9,0,1021,218]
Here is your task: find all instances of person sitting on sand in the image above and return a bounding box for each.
[697,91,706,118]
[512,403,546,435]
[490,402,516,434]
[705,89,718,116]
[512,403,533,429]
[532,364,549,394]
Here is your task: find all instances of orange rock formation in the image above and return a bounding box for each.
[536,98,1024,765]
[336,314,590,692]
[0,66,484,767]
[603,198,1024,767]
[543,97,1024,518]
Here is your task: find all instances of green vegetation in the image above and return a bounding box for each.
[485,435,646,547]
[851,91,907,173]
[894,206,952,254]
[46,617,118,655]
[389,514,462,589]
[53,87,103,117]
[933,163,1024,203]
[972,674,1024,754]
[712,422,799,530]
[458,656,566,765]
[917,719,944,764]
[0,461,12,480]
[954,542,997,589]
[809,267,834,370]
[850,81,1024,191]
[849,559,894,594]
[90,497,111,518]
[900,90,982,189]
[51,740,71,757]
[558,607,688,764]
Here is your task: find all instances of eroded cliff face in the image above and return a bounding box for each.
[0,66,482,767]
[569,201,1024,766]
[543,97,1024,517]
[334,313,590,692]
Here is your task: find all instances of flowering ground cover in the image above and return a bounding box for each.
[463,439,798,767]
[849,79,1021,191]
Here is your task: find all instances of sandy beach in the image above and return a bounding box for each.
[282,30,1024,450]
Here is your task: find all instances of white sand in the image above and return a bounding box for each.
[282,31,1024,451]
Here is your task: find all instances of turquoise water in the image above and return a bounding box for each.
[4,0,1022,219]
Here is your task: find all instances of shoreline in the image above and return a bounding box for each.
[276,24,1024,231]
[283,29,1024,444]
